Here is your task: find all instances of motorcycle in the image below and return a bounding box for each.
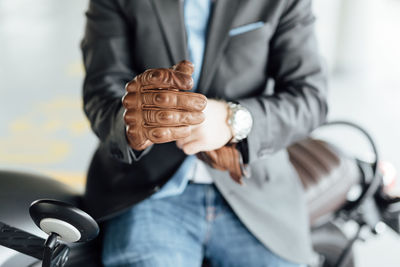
[0,121,399,267]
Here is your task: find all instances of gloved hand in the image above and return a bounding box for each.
[122,60,207,150]
[197,144,245,185]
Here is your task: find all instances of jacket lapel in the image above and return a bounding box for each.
[150,0,241,93]
[150,0,188,65]
[197,0,241,94]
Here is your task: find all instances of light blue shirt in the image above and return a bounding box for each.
[184,0,211,90]
[152,0,212,199]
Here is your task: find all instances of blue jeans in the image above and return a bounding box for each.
[102,183,304,267]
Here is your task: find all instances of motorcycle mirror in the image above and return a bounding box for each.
[29,199,99,243]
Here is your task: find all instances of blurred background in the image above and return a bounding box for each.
[0,0,399,265]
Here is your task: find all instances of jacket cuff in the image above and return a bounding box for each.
[236,98,272,163]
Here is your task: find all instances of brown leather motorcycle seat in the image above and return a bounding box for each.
[288,138,361,226]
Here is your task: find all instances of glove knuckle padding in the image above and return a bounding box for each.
[139,69,192,90]
[158,110,178,124]
[140,69,166,85]
[146,127,170,142]
[146,92,176,107]
[143,110,176,125]
[146,127,191,143]
[145,110,204,125]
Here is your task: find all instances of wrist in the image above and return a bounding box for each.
[220,101,233,141]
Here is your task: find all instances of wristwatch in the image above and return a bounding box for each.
[226,102,253,143]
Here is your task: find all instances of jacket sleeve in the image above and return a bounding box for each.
[81,0,152,164]
[237,0,328,163]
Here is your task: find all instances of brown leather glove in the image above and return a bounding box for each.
[122,60,207,150]
[197,144,246,185]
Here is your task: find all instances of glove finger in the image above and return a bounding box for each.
[126,125,150,151]
[125,80,141,93]
[229,171,243,185]
[228,145,244,184]
[130,139,153,151]
[196,152,214,167]
[142,91,206,111]
[138,68,194,91]
[122,92,140,109]
[145,126,191,143]
[123,109,142,126]
[199,150,225,170]
[171,60,194,75]
[143,110,204,126]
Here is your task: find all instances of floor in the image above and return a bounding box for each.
[0,0,399,266]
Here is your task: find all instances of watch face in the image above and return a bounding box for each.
[227,102,253,142]
[233,108,253,140]
[237,110,252,127]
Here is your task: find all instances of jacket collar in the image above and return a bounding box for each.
[150,0,241,94]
